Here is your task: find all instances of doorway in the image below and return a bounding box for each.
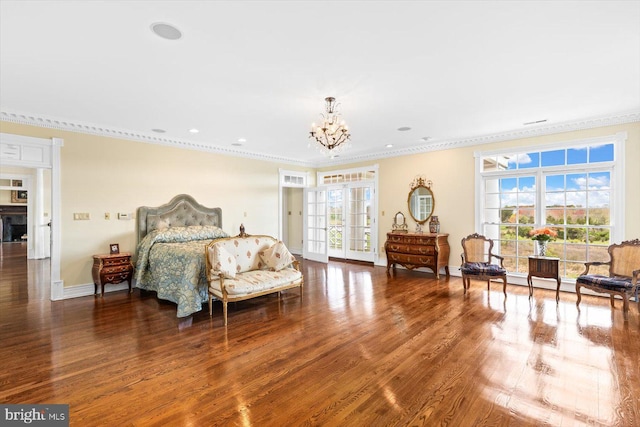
[327,183,374,262]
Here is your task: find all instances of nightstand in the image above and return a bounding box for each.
[92,253,134,297]
[527,256,561,302]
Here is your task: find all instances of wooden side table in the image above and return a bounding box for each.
[92,253,134,297]
[527,256,561,302]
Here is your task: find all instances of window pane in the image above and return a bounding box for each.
[589,143,614,162]
[500,239,517,257]
[500,177,517,192]
[541,149,565,167]
[587,245,610,263]
[485,178,499,194]
[501,225,517,240]
[567,147,588,165]
[566,244,587,262]
[588,171,610,191]
[587,227,610,244]
[566,262,586,278]
[566,226,587,243]
[481,141,615,280]
[518,152,540,169]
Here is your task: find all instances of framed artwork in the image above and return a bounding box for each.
[110,243,120,254]
[11,180,27,204]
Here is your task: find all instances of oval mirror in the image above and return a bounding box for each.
[407,185,434,224]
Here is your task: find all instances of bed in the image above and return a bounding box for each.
[134,194,228,317]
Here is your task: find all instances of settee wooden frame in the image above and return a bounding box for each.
[205,228,303,326]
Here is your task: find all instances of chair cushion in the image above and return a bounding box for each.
[461,262,506,277]
[209,268,302,296]
[260,241,295,271]
[576,275,633,291]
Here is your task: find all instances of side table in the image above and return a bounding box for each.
[92,252,134,297]
[527,256,561,302]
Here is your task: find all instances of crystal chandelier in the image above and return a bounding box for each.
[309,97,351,153]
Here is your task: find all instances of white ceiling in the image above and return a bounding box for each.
[1,1,639,167]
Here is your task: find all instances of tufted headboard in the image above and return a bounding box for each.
[136,194,222,245]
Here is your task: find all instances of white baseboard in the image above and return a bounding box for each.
[63,282,131,299]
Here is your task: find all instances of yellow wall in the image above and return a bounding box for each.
[326,122,640,266]
[1,120,638,288]
[0,121,310,287]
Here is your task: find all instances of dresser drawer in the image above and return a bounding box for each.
[103,257,131,267]
[102,272,131,284]
[387,234,435,245]
[386,243,435,255]
[102,264,132,275]
[388,253,435,265]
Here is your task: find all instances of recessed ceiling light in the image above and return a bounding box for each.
[151,128,166,133]
[386,144,393,148]
[237,138,247,143]
[150,22,182,40]
[397,127,411,132]
[420,136,431,142]
[231,142,243,147]
[189,128,199,134]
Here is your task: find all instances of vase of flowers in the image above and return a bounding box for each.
[529,227,557,256]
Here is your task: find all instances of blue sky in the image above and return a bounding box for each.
[492,144,614,208]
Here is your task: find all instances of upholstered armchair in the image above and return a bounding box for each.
[460,233,508,296]
[576,239,640,320]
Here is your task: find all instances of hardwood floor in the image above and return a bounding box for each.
[1,243,638,426]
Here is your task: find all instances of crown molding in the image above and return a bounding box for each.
[0,110,315,168]
[320,110,640,167]
[2,109,638,169]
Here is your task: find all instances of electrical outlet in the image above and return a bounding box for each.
[118,213,131,220]
[105,213,110,220]
[73,213,90,220]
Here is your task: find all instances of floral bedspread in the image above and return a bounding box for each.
[135,226,228,317]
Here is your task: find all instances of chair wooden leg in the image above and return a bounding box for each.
[610,295,615,308]
[622,296,629,321]
[209,294,213,316]
[223,301,228,326]
[576,284,582,307]
[502,277,507,297]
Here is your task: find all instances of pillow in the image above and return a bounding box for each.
[214,245,237,279]
[260,241,295,271]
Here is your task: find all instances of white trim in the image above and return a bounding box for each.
[4,109,637,168]
[278,169,310,242]
[0,132,63,301]
[475,134,624,279]
[63,282,130,299]
[613,132,626,239]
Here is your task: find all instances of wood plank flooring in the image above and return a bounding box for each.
[1,242,638,426]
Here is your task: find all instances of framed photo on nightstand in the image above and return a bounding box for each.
[110,243,120,254]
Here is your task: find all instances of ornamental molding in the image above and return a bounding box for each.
[2,109,638,168]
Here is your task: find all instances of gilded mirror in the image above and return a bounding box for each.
[392,211,408,232]
[407,177,434,224]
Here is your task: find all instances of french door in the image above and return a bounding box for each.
[303,187,328,263]
[327,183,374,262]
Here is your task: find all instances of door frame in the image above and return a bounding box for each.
[0,133,63,300]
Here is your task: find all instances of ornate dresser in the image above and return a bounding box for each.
[385,232,450,278]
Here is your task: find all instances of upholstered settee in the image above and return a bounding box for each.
[205,228,303,325]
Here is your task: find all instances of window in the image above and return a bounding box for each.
[476,134,625,279]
